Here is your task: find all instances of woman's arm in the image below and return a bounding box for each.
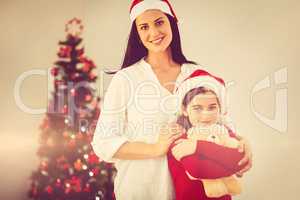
[225,126,253,176]
[113,122,184,160]
[113,142,160,160]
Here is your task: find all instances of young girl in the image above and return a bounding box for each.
[167,69,248,200]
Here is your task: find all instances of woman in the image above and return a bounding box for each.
[92,1,252,199]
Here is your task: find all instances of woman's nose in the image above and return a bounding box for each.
[149,26,160,37]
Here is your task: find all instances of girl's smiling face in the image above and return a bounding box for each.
[183,91,220,127]
[135,9,173,53]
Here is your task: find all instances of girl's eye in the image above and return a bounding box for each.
[208,106,217,111]
[193,107,202,112]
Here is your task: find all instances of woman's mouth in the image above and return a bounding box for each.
[150,37,164,44]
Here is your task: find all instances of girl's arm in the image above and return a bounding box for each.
[194,140,246,171]
[170,137,247,179]
[180,140,247,179]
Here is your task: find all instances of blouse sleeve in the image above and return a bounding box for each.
[91,71,130,163]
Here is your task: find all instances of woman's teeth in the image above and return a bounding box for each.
[151,37,163,44]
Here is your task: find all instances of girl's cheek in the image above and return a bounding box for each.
[209,114,219,123]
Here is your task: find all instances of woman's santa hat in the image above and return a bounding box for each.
[129,0,178,23]
[176,69,228,115]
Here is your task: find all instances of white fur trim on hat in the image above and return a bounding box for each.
[176,76,227,115]
[130,0,174,22]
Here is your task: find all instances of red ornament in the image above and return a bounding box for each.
[89,73,96,80]
[92,167,100,176]
[45,185,53,194]
[63,163,70,170]
[88,152,99,164]
[82,63,91,72]
[81,58,96,72]
[77,48,84,57]
[85,94,92,101]
[70,176,82,192]
[51,67,59,76]
[58,46,71,58]
[71,72,80,80]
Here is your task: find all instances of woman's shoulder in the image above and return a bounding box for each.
[108,59,146,88]
[115,59,145,77]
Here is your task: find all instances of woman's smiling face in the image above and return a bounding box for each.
[135,9,173,53]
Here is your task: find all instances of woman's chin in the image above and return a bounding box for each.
[148,44,169,53]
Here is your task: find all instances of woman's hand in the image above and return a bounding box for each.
[154,122,185,157]
[236,136,253,177]
[171,139,197,161]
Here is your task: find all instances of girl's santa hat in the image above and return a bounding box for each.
[176,69,228,115]
[129,0,177,23]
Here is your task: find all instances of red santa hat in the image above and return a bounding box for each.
[129,0,178,23]
[176,69,227,115]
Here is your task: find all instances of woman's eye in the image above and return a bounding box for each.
[140,25,148,30]
[156,20,164,26]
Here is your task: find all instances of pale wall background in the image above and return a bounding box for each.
[1,0,299,199]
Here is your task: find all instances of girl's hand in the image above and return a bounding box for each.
[154,122,185,157]
[171,139,197,161]
[236,136,253,177]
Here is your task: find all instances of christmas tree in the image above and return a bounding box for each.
[28,18,116,200]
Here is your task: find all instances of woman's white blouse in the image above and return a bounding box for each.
[92,59,209,200]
